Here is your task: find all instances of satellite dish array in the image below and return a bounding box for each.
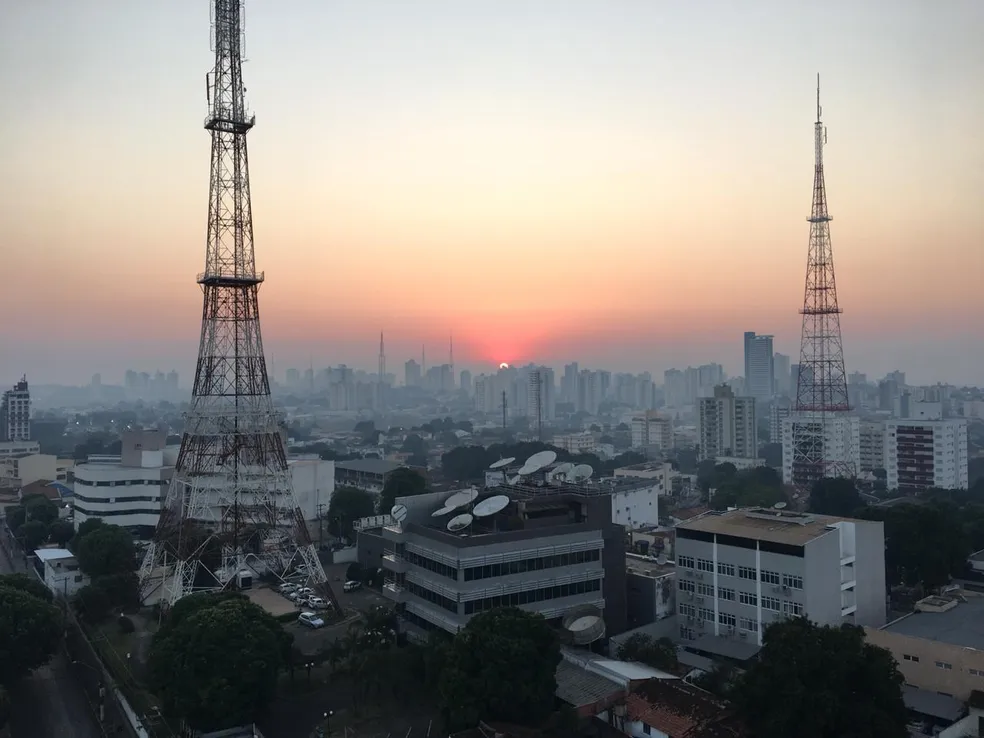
[487,450,595,486]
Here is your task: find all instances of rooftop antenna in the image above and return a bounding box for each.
[501,390,508,430]
[390,504,408,530]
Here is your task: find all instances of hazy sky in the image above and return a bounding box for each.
[1,1,982,387]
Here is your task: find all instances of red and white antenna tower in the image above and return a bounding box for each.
[790,76,855,492]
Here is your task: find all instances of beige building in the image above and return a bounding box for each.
[865,594,984,703]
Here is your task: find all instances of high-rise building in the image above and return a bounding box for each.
[781,414,860,485]
[859,421,885,473]
[526,367,556,430]
[459,370,473,396]
[676,508,886,648]
[743,332,775,400]
[884,419,968,491]
[697,385,757,461]
[769,398,792,446]
[404,359,421,387]
[772,353,791,396]
[0,377,30,442]
[561,362,579,403]
[630,412,674,451]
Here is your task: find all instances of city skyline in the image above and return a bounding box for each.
[2,1,983,385]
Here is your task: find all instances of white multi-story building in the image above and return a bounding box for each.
[697,385,756,461]
[630,413,673,451]
[72,430,176,538]
[675,508,886,649]
[884,419,968,491]
[554,432,596,454]
[780,413,860,485]
[859,421,885,473]
[0,377,30,442]
[34,548,90,599]
[769,400,791,445]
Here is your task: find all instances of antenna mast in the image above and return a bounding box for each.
[791,74,854,492]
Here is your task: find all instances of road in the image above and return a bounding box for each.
[0,528,103,738]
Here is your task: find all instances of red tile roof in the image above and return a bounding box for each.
[19,479,58,500]
[625,679,747,738]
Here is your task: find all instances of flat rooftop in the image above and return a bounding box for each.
[678,508,857,546]
[882,597,984,651]
[626,557,675,578]
[335,459,401,475]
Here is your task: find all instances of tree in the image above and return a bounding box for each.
[809,478,863,517]
[156,591,246,639]
[75,583,112,622]
[149,596,291,731]
[327,486,376,537]
[17,520,49,551]
[615,633,678,671]
[440,607,561,732]
[732,618,907,738]
[0,586,63,684]
[76,524,136,578]
[0,573,53,604]
[48,519,76,547]
[0,685,9,730]
[23,495,59,527]
[345,562,363,582]
[379,467,427,514]
[69,518,104,551]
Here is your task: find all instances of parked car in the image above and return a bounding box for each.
[279,582,298,594]
[307,596,327,609]
[298,611,325,629]
[343,580,361,593]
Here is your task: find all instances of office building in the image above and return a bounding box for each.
[675,508,886,650]
[772,353,791,396]
[697,385,757,461]
[780,413,860,485]
[72,430,176,538]
[743,333,774,400]
[884,418,968,491]
[1,376,30,442]
[769,398,791,445]
[404,359,421,387]
[379,486,627,639]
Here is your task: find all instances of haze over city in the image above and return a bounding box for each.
[1,0,983,385]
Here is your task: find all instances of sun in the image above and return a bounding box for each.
[499,362,510,369]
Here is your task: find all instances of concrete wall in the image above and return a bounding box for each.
[864,626,984,702]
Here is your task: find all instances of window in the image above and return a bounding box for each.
[718,612,736,627]
[642,724,651,736]
[697,608,715,622]
[761,570,781,586]
[697,582,714,597]
[762,596,781,612]
[462,578,602,614]
[783,601,803,616]
[679,603,696,617]
[782,574,803,589]
[738,566,757,580]
[969,668,984,677]
[719,588,736,601]
[678,579,695,593]
[463,548,600,581]
[677,555,695,569]
[679,626,696,641]
[697,558,714,573]
[739,617,759,633]
[739,591,758,606]
[935,661,952,670]
[902,654,918,663]
[717,562,735,577]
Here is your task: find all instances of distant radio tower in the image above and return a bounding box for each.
[529,370,543,441]
[501,390,508,431]
[791,76,854,491]
[140,0,336,610]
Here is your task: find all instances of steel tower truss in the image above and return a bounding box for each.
[140,0,337,610]
[791,77,854,491]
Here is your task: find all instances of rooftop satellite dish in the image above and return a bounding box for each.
[489,457,515,470]
[517,463,537,476]
[552,462,574,476]
[447,513,473,533]
[523,450,557,473]
[390,504,408,523]
[507,475,521,485]
[570,463,594,482]
[656,553,668,566]
[773,501,788,510]
[431,505,454,517]
[473,495,510,518]
[444,488,479,511]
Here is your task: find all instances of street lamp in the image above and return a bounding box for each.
[71,661,106,722]
[315,710,333,738]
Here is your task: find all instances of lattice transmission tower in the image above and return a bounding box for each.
[790,76,855,491]
[140,0,336,610]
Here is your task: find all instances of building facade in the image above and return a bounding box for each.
[743,333,774,400]
[697,385,757,461]
[859,421,886,473]
[0,376,30,442]
[884,418,968,491]
[675,508,886,648]
[380,489,626,639]
[630,413,673,451]
[33,548,90,599]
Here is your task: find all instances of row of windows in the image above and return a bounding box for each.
[405,581,458,614]
[680,605,761,634]
[74,478,166,487]
[903,654,984,677]
[464,549,601,581]
[404,550,457,581]
[463,578,602,615]
[680,558,804,590]
[740,617,759,633]
[74,505,159,518]
[74,493,163,505]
